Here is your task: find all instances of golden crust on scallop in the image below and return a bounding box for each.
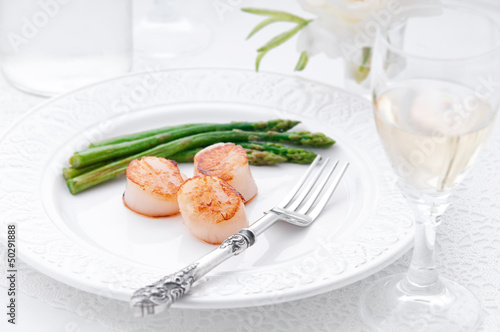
[194,143,248,181]
[177,176,244,224]
[126,157,184,197]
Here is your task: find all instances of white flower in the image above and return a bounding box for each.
[297,0,438,64]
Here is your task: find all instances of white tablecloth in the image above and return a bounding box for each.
[1,1,499,331]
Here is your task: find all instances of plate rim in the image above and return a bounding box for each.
[0,67,414,308]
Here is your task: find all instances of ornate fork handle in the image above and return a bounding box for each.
[131,157,347,317]
[131,228,259,317]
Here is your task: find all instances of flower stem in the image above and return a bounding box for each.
[356,47,372,83]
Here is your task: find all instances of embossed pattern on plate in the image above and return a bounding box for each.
[0,69,413,308]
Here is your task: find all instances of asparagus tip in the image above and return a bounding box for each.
[246,150,287,166]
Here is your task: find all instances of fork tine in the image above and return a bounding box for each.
[285,158,332,211]
[306,162,349,220]
[276,155,322,208]
[296,160,339,215]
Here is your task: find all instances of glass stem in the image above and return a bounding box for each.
[402,199,449,294]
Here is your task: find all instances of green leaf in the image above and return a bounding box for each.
[246,13,310,39]
[257,22,309,53]
[247,17,280,39]
[242,8,309,24]
[242,8,313,72]
[294,51,309,71]
[255,50,268,71]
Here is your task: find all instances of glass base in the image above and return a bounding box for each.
[359,273,481,332]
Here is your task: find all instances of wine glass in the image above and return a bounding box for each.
[359,3,500,331]
[134,0,212,58]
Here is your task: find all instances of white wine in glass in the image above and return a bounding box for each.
[375,79,495,196]
[360,3,500,331]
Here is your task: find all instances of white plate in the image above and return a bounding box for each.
[0,69,413,308]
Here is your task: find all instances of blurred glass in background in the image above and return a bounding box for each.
[0,0,132,97]
[134,0,212,58]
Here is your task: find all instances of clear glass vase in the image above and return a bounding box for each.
[0,0,133,97]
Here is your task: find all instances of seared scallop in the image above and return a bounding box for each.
[177,176,248,244]
[123,156,186,217]
[194,143,258,202]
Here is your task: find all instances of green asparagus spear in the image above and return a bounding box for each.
[170,148,287,165]
[89,124,201,147]
[170,142,316,165]
[63,142,315,180]
[88,119,300,148]
[237,142,317,164]
[66,130,334,194]
[246,150,287,165]
[62,144,300,181]
[63,161,108,180]
[63,134,328,181]
[71,120,301,168]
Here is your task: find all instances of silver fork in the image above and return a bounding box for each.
[130,155,349,317]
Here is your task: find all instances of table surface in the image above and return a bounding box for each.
[1,1,500,331]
